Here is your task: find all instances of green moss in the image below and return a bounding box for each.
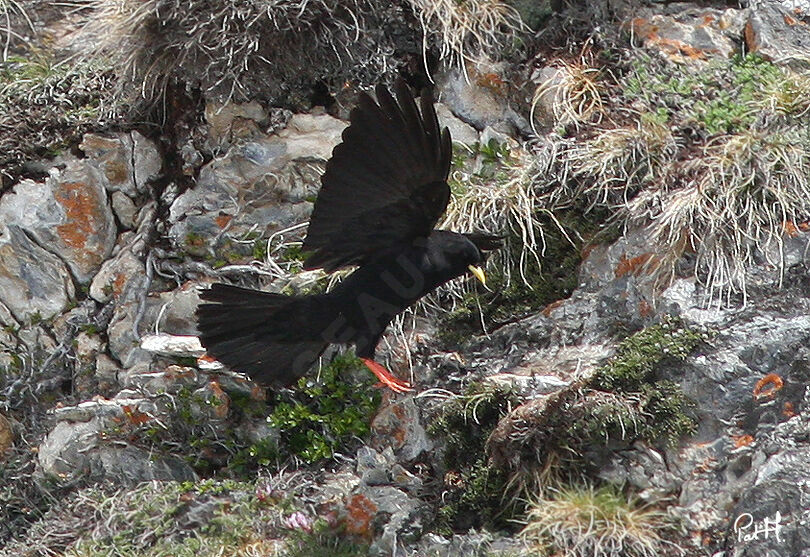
[594,317,705,392]
[574,317,704,450]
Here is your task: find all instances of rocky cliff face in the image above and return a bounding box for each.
[1,0,810,556]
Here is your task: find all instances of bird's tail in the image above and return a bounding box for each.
[196,283,332,388]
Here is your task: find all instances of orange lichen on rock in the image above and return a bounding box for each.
[753,373,783,400]
[112,273,127,298]
[215,214,232,229]
[122,405,151,426]
[615,253,655,278]
[208,380,230,419]
[732,434,754,448]
[344,494,377,537]
[542,299,565,317]
[783,401,796,418]
[639,299,653,318]
[55,180,104,253]
[783,220,800,237]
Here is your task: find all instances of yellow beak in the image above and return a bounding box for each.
[468,265,487,286]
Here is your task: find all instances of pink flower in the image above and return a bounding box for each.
[284,511,313,532]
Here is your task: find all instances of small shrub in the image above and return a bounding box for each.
[255,351,381,465]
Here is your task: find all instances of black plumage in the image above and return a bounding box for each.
[197,80,501,392]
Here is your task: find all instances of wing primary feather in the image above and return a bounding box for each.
[440,128,452,181]
[394,80,431,170]
[302,79,453,271]
[421,89,446,173]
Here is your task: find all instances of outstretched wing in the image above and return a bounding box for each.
[302,79,452,272]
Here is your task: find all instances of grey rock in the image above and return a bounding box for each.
[357,446,422,491]
[123,365,204,396]
[111,191,138,230]
[745,2,810,67]
[528,66,570,130]
[189,380,230,420]
[726,446,810,555]
[0,164,116,284]
[167,123,333,258]
[38,417,104,480]
[132,131,163,191]
[435,103,479,147]
[479,126,516,150]
[276,113,348,160]
[0,299,18,328]
[79,132,161,197]
[436,64,530,135]
[39,402,196,484]
[351,485,426,557]
[140,334,205,358]
[630,7,746,61]
[0,225,75,322]
[89,235,146,304]
[151,282,205,336]
[412,532,528,557]
[95,353,122,394]
[205,100,268,149]
[371,397,432,462]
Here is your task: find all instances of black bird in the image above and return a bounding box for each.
[197,80,501,392]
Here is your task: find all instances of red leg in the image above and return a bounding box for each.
[361,358,413,393]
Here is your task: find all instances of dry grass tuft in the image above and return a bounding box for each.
[532,52,810,304]
[408,0,526,69]
[564,111,679,209]
[0,0,33,62]
[521,483,673,557]
[630,127,810,305]
[441,142,552,287]
[83,0,412,112]
[530,55,605,132]
[0,51,115,186]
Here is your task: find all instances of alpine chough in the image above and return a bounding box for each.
[197,80,501,392]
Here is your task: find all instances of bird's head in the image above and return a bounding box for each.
[462,232,503,286]
[426,230,503,287]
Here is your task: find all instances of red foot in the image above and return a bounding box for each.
[361,358,413,393]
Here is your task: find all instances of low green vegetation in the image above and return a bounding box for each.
[567,318,703,454]
[624,53,803,136]
[428,383,523,532]
[241,352,381,467]
[107,352,380,477]
[0,51,114,187]
[285,519,370,557]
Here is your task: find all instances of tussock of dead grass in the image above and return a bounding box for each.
[83,0,409,111]
[521,483,674,557]
[531,54,605,132]
[408,0,526,69]
[630,127,810,305]
[0,0,33,62]
[0,52,115,186]
[532,52,810,304]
